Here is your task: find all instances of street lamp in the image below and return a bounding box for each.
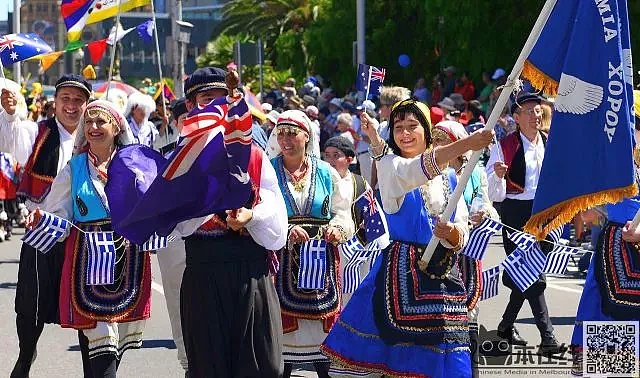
[175,20,194,97]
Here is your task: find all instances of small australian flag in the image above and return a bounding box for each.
[355,189,387,242]
[0,33,52,66]
[356,64,386,99]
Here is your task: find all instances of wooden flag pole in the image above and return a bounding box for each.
[149,0,168,133]
[106,0,123,98]
[420,0,559,264]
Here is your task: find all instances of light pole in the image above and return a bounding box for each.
[12,0,20,85]
[356,0,365,66]
[176,20,193,98]
[170,0,184,97]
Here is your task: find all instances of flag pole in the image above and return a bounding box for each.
[106,0,123,98]
[420,0,559,265]
[149,0,168,134]
[364,66,371,101]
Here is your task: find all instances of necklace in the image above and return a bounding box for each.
[286,159,309,192]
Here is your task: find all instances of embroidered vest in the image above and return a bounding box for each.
[194,144,264,237]
[384,169,457,245]
[70,153,109,222]
[500,131,546,195]
[17,118,61,203]
[272,155,333,219]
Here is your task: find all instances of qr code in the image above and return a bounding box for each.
[583,321,639,377]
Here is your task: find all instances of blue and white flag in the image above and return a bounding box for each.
[137,233,173,252]
[480,265,501,301]
[547,226,564,244]
[86,231,116,286]
[22,211,70,254]
[136,20,154,43]
[0,33,53,66]
[524,244,547,274]
[501,248,542,292]
[369,250,381,270]
[343,249,373,294]
[298,239,327,290]
[462,218,503,260]
[356,64,386,99]
[523,0,637,240]
[543,251,572,275]
[507,230,536,252]
[340,235,365,260]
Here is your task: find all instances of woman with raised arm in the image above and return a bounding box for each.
[25,100,149,378]
[321,99,493,377]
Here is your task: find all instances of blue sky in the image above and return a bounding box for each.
[1,2,13,22]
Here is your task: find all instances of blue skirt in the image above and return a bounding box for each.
[321,254,471,378]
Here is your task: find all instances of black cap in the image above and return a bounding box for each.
[184,67,228,98]
[511,93,542,114]
[324,136,356,158]
[171,98,188,119]
[55,74,92,99]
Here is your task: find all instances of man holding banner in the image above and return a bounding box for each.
[0,75,92,378]
[486,93,563,353]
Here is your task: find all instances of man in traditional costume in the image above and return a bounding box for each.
[486,93,563,353]
[0,74,92,378]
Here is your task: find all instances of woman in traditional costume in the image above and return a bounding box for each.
[321,99,493,378]
[270,110,355,378]
[25,100,149,377]
[432,120,499,378]
[570,92,640,376]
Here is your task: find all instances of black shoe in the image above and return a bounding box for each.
[540,333,567,355]
[497,325,528,346]
[10,361,30,378]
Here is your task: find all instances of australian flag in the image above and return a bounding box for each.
[106,94,253,244]
[354,188,387,244]
[356,64,386,99]
[0,33,52,66]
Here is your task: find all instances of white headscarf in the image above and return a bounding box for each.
[74,100,135,155]
[266,109,317,159]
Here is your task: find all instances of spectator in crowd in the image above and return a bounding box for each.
[125,91,158,147]
[431,75,443,106]
[336,112,357,147]
[305,105,322,157]
[264,110,280,137]
[455,71,476,101]
[477,72,495,114]
[442,66,457,97]
[413,77,431,104]
[465,100,486,133]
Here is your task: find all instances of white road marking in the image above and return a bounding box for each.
[546,283,583,294]
[152,281,165,296]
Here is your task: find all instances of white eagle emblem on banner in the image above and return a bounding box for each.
[554,73,604,115]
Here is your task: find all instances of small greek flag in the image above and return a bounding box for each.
[544,245,578,275]
[524,244,547,273]
[137,233,173,251]
[480,265,501,301]
[507,230,537,252]
[340,235,365,260]
[22,211,70,254]
[86,231,117,286]
[298,239,327,290]
[462,218,503,260]
[369,250,381,270]
[343,249,373,294]
[547,226,564,244]
[501,248,542,292]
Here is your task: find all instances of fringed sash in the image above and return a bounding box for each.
[595,223,640,319]
[373,241,469,345]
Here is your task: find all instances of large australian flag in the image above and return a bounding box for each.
[106,94,253,244]
[0,33,52,66]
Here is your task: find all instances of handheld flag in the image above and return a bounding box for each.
[105,94,253,244]
[480,265,501,301]
[501,248,543,292]
[354,189,387,244]
[0,34,53,66]
[524,244,547,273]
[86,231,116,285]
[507,230,536,252]
[107,25,136,46]
[22,211,69,253]
[522,0,637,239]
[136,20,155,43]
[543,251,572,275]
[343,249,373,294]
[356,64,386,99]
[462,217,503,260]
[339,235,365,260]
[154,82,176,103]
[137,233,173,252]
[298,239,327,290]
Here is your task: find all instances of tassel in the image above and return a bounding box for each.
[521,60,559,96]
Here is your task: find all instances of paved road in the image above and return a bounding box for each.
[0,229,584,377]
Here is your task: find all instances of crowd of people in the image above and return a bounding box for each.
[0,62,637,378]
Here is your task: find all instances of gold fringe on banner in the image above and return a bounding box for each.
[521,60,559,96]
[524,184,638,240]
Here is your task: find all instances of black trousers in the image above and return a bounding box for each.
[499,198,554,337]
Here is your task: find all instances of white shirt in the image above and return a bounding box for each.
[486,131,545,202]
[352,116,369,153]
[129,118,158,147]
[174,149,289,250]
[378,120,390,142]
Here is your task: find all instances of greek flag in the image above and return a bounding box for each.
[298,239,327,290]
[462,218,503,260]
[137,233,173,252]
[369,250,381,270]
[339,235,365,260]
[480,265,501,301]
[547,226,564,244]
[86,231,116,286]
[22,211,69,254]
[343,249,373,294]
[524,244,547,273]
[501,248,542,292]
[507,230,537,252]
[544,245,579,275]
